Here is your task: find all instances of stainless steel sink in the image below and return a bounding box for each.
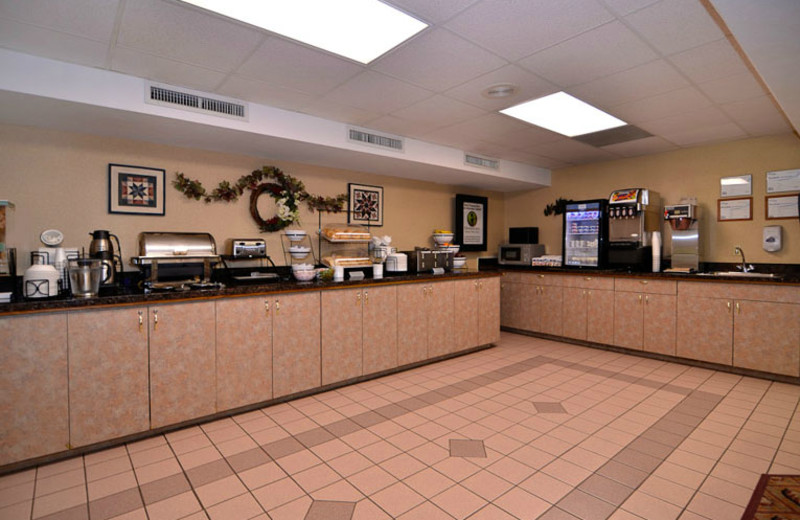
[697,271,781,279]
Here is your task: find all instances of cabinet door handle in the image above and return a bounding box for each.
[736,301,740,314]
[645,295,649,304]
[275,299,280,314]
[264,300,270,316]
[538,274,545,279]
[584,277,592,281]
[153,309,159,330]
[356,291,362,304]
[474,281,479,289]
[638,294,642,303]
[640,280,649,285]
[364,291,369,305]
[479,281,483,290]
[138,310,144,333]
[582,290,586,296]
[727,301,732,313]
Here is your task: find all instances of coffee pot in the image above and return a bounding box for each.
[89,230,122,285]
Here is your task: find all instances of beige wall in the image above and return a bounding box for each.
[0,124,505,271]
[505,134,800,265]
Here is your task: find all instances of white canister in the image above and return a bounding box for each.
[333,265,344,282]
[23,253,60,298]
[373,263,383,279]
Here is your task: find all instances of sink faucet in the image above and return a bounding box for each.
[734,246,754,272]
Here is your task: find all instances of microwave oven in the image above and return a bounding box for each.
[498,243,545,265]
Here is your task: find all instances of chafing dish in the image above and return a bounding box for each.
[132,232,220,283]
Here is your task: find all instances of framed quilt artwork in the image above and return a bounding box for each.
[108,164,166,216]
[348,183,383,226]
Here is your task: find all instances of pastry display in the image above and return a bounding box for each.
[321,224,371,242]
[322,255,371,268]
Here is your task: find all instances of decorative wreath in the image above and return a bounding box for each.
[173,166,348,233]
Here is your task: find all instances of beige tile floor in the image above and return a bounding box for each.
[2,331,800,520]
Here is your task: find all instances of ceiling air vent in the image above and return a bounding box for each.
[348,127,404,151]
[465,154,499,170]
[146,83,248,121]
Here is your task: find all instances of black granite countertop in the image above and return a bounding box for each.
[0,269,500,315]
[488,264,800,285]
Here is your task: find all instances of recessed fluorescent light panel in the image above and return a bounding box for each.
[500,92,627,137]
[181,0,427,64]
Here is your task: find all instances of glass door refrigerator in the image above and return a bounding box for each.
[562,199,609,268]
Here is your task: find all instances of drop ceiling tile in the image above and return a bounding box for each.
[612,86,712,124]
[390,95,487,130]
[638,105,734,136]
[372,28,506,92]
[235,37,363,96]
[659,122,747,147]
[501,149,570,170]
[0,0,119,42]
[362,115,431,138]
[519,21,658,87]
[422,113,531,147]
[623,0,724,56]
[570,59,689,107]
[216,75,318,112]
[112,47,228,93]
[601,135,678,157]
[117,0,263,73]
[668,38,750,85]
[697,72,766,104]
[600,0,660,16]
[322,71,433,114]
[387,0,481,24]
[0,19,110,68]
[445,0,614,61]
[443,65,557,111]
[720,96,792,136]
[529,138,618,164]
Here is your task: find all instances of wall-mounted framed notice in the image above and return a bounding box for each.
[766,194,799,220]
[720,175,752,197]
[718,197,752,221]
[766,169,800,193]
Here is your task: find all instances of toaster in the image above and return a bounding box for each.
[231,238,267,258]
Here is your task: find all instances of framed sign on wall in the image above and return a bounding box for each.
[455,194,488,252]
[108,164,165,216]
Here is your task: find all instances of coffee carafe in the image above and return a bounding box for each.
[89,230,122,285]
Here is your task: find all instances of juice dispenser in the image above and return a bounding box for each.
[664,204,700,272]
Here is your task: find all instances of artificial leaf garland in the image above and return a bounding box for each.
[173,166,348,232]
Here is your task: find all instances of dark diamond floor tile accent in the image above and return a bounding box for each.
[295,428,336,448]
[185,458,233,488]
[88,487,142,520]
[304,500,356,520]
[38,504,89,520]
[533,401,567,414]
[140,473,191,505]
[263,436,305,459]
[449,439,487,458]
[226,447,271,473]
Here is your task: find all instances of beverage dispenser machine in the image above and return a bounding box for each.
[608,188,661,270]
[664,204,700,272]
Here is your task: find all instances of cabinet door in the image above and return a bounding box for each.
[643,294,676,356]
[0,313,68,465]
[397,284,429,366]
[734,300,800,377]
[428,281,455,358]
[562,287,587,340]
[478,277,501,345]
[321,288,363,385]
[68,307,149,447]
[453,279,479,352]
[216,297,273,411]
[539,285,563,336]
[613,292,644,349]
[273,292,321,398]
[587,289,615,344]
[363,286,398,374]
[149,301,216,428]
[500,281,524,329]
[677,296,733,365]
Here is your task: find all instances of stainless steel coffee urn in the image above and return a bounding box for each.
[664,204,700,271]
[607,188,661,270]
[89,230,122,285]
